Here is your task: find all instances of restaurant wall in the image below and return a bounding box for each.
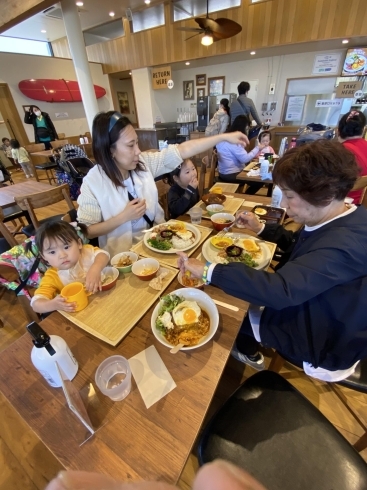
[151,47,346,127]
[109,77,137,124]
[0,52,113,141]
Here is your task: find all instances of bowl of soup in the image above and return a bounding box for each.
[210,213,235,231]
[132,258,159,281]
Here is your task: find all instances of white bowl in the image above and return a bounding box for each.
[111,251,138,273]
[151,288,219,350]
[206,204,224,216]
[132,258,159,281]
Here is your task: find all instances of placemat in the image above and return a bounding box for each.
[59,265,177,346]
[209,183,239,193]
[188,197,244,220]
[130,224,212,268]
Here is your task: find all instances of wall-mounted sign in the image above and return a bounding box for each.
[55,112,69,118]
[335,81,363,98]
[312,53,341,75]
[167,80,174,89]
[152,66,172,90]
[285,96,305,121]
[315,99,342,108]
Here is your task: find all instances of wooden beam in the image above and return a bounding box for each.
[0,0,55,33]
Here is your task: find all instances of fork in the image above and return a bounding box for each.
[216,221,237,238]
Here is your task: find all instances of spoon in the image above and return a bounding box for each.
[170,343,184,354]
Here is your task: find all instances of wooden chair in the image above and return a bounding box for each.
[14,183,76,237]
[351,175,367,207]
[156,179,170,220]
[25,143,57,185]
[81,143,94,159]
[58,133,66,139]
[199,157,208,196]
[207,149,218,190]
[0,208,18,253]
[51,139,69,148]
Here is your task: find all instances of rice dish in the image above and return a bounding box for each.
[172,231,195,249]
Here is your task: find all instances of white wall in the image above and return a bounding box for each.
[0,52,113,141]
[109,77,137,124]
[146,48,346,126]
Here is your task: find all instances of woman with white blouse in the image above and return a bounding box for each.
[77,111,248,256]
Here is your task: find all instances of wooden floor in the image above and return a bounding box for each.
[1,170,367,490]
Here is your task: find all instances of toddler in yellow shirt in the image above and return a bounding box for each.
[31,221,109,314]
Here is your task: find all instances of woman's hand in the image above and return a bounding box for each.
[177,252,205,278]
[121,198,147,223]
[226,131,249,147]
[257,143,266,151]
[236,211,263,233]
[85,264,102,293]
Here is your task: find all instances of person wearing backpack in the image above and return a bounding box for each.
[230,81,262,126]
[205,98,230,136]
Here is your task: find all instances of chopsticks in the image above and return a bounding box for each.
[213,299,239,312]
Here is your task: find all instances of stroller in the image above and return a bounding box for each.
[54,144,94,200]
[0,159,14,186]
[296,124,336,147]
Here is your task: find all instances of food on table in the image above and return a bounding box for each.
[181,271,202,288]
[210,236,233,249]
[254,208,267,216]
[215,218,233,224]
[202,193,226,205]
[211,187,222,194]
[216,241,262,267]
[140,267,156,276]
[242,238,260,253]
[116,254,132,267]
[149,270,168,291]
[147,222,196,251]
[225,245,242,257]
[156,294,210,346]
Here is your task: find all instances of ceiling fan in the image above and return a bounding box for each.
[176,0,242,46]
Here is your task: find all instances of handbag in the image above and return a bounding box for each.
[36,127,52,138]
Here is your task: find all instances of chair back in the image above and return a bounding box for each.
[57,133,66,139]
[208,150,218,189]
[14,183,75,230]
[0,208,18,251]
[199,157,208,197]
[64,157,95,180]
[352,175,367,206]
[81,143,94,159]
[51,139,69,149]
[24,143,45,153]
[156,179,170,220]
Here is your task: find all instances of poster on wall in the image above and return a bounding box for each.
[152,66,172,89]
[312,53,341,74]
[335,81,363,98]
[285,96,305,121]
[341,48,367,76]
[117,92,130,114]
[315,99,342,108]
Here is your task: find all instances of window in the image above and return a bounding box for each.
[83,19,125,46]
[130,4,165,33]
[173,0,240,22]
[0,36,52,56]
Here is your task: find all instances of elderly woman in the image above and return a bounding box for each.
[77,111,247,256]
[338,109,367,203]
[178,140,367,381]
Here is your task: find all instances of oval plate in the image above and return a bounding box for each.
[202,233,271,270]
[144,221,201,254]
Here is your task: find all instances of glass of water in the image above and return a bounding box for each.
[95,355,131,401]
[190,207,203,224]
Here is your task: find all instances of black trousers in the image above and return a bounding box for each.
[235,314,260,356]
[218,172,263,195]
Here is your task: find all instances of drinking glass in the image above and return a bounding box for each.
[235,210,248,229]
[190,207,202,224]
[95,355,131,401]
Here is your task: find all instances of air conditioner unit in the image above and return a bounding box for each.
[43,6,63,19]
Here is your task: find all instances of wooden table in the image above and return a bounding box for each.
[0,181,54,209]
[236,170,274,197]
[0,194,270,484]
[30,149,54,158]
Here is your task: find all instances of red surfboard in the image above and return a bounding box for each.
[19,79,106,102]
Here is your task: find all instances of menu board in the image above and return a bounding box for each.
[342,48,367,76]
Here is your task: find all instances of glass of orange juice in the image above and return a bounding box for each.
[211,186,222,194]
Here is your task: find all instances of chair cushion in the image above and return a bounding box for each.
[3,205,26,222]
[338,359,367,393]
[34,163,58,170]
[198,371,367,490]
[22,214,65,237]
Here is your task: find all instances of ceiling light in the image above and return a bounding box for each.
[185,62,190,65]
[145,0,151,4]
[129,72,132,75]
[30,79,35,82]
[41,30,46,33]
[76,1,83,5]
[201,34,213,46]
[250,51,256,55]
[109,11,115,16]
[342,39,349,44]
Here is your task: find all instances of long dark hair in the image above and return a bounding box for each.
[220,98,230,117]
[228,115,250,135]
[92,111,145,189]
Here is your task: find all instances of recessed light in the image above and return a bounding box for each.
[30,79,35,82]
[76,1,83,5]
[41,30,46,33]
[250,51,256,55]
[129,72,132,75]
[342,39,349,44]
[145,0,151,4]
[109,11,115,16]
[185,62,190,65]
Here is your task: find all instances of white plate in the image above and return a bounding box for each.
[143,221,201,254]
[151,288,219,350]
[343,55,367,73]
[201,233,271,270]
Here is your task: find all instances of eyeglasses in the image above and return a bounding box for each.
[108,112,123,133]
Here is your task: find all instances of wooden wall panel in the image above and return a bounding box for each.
[51,0,365,75]
[0,0,54,32]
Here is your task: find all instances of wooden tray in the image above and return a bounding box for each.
[131,224,212,268]
[188,197,244,220]
[209,183,239,193]
[59,265,177,346]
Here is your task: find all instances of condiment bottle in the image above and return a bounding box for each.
[260,158,269,177]
[27,322,78,388]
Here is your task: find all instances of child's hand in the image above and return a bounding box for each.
[85,264,102,293]
[189,176,199,189]
[257,143,266,151]
[52,296,77,312]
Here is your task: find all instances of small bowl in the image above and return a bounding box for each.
[101,266,119,291]
[206,204,224,216]
[210,213,235,231]
[177,271,204,290]
[210,236,233,249]
[132,258,159,281]
[202,193,227,205]
[111,251,138,273]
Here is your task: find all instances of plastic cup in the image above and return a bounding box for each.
[61,282,88,312]
[190,207,202,224]
[235,210,248,229]
[95,355,131,401]
[211,186,223,194]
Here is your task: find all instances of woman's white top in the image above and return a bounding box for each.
[77,145,183,257]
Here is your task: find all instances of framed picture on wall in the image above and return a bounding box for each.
[196,74,206,86]
[183,80,194,100]
[117,92,130,114]
[197,88,205,99]
[208,76,225,96]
